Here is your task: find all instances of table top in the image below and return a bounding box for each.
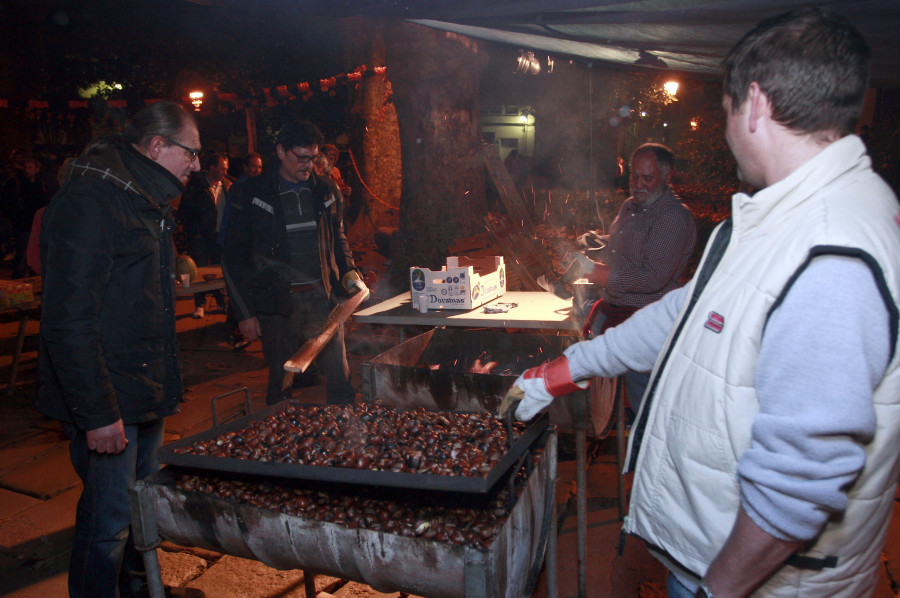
[0,276,42,316]
[353,291,577,330]
[176,266,225,298]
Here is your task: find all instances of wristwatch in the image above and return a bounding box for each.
[694,583,714,598]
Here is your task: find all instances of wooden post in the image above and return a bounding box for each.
[245,106,258,154]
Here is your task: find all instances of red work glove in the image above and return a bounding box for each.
[499,355,589,421]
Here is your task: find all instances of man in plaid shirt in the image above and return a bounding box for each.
[578,143,696,408]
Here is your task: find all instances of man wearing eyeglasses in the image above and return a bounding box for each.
[37,101,202,597]
[222,121,368,406]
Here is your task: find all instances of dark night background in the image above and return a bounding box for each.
[1,0,898,276]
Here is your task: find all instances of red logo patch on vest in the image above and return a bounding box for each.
[704,311,724,333]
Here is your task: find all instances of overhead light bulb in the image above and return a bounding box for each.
[516,50,541,75]
[189,91,204,111]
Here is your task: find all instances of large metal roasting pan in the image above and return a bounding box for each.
[157,400,549,494]
[132,431,556,598]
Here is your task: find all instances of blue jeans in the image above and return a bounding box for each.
[668,571,699,597]
[625,370,651,414]
[63,418,165,598]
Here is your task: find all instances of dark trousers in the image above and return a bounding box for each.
[11,231,30,278]
[188,234,225,309]
[63,418,165,598]
[258,288,355,406]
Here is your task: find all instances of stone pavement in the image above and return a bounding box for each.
[1,298,899,597]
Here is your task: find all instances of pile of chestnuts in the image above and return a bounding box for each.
[173,402,526,477]
[173,445,544,551]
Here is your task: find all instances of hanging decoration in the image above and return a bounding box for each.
[0,64,387,116]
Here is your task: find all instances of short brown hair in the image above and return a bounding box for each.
[723,8,870,137]
[202,152,227,171]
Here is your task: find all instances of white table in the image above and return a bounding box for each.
[353,291,577,331]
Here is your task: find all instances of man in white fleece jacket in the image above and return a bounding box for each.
[503,8,900,598]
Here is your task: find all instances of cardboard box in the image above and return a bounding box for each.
[409,256,506,310]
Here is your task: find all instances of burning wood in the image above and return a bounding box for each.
[470,358,499,374]
[417,350,514,376]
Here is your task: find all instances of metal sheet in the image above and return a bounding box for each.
[132,432,557,598]
[361,328,609,436]
[360,328,573,413]
[158,401,549,494]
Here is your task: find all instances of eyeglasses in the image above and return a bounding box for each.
[288,148,319,165]
[161,136,201,162]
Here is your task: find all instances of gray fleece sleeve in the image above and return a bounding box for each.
[739,255,890,541]
[564,284,688,381]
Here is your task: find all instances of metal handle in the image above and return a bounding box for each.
[211,387,253,427]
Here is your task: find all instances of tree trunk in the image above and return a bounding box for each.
[383,21,490,288]
[340,17,403,256]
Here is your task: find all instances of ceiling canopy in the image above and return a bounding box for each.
[256,0,900,84]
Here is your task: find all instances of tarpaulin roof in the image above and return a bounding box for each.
[275,0,900,84]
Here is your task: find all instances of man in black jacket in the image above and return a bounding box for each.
[177,152,231,318]
[37,100,200,598]
[222,121,368,406]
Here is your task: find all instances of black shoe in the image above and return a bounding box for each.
[232,338,251,351]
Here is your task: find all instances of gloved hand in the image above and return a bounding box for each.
[572,252,610,286]
[572,251,595,272]
[351,279,370,300]
[342,271,371,301]
[498,384,524,419]
[499,355,589,421]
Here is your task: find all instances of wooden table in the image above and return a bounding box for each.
[175,266,226,299]
[1,277,41,398]
[2,299,40,398]
[1,268,226,396]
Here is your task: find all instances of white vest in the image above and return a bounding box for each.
[624,136,900,597]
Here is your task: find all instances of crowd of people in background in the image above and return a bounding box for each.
[0,137,354,272]
[0,148,73,279]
